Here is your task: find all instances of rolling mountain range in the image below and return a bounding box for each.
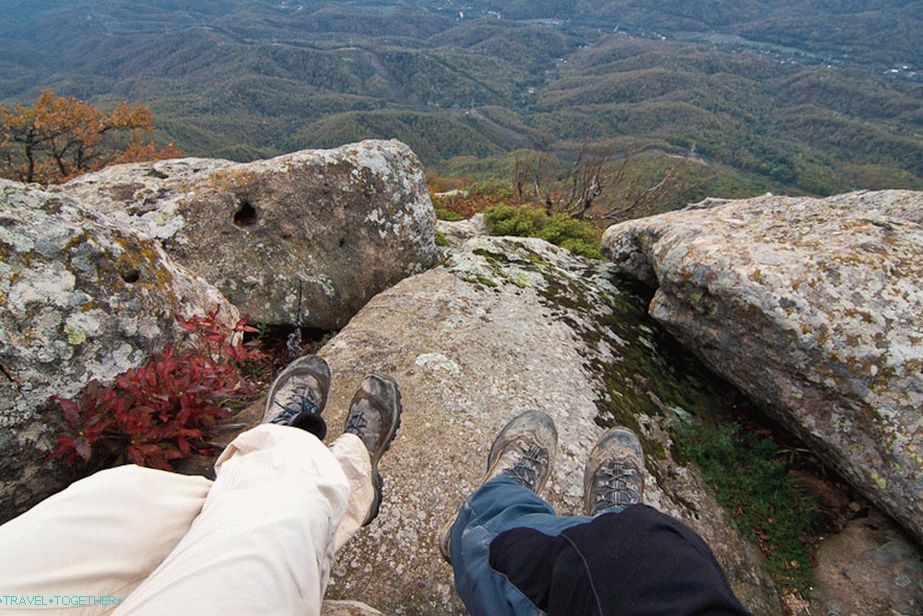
[1,0,922,196]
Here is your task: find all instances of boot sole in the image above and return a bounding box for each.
[438,513,455,564]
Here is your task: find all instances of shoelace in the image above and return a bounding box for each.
[593,460,641,512]
[345,411,368,434]
[502,444,550,491]
[270,385,321,425]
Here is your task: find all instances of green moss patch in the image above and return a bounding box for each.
[673,421,822,594]
[462,274,498,288]
[435,208,465,222]
[587,283,721,462]
[472,248,509,265]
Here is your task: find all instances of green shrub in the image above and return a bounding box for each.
[434,230,450,247]
[484,204,603,260]
[673,422,822,594]
[435,208,465,221]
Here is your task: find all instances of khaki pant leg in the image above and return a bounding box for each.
[0,465,211,615]
[112,425,351,616]
[328,433,374,552]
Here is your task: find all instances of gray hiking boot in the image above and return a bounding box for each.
[438,410,558,563]
[344,373,402,525]
[583,427,646,516]
[262,355,331,431]
[484,410,558,492]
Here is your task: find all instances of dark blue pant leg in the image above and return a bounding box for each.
[449,476,594,616]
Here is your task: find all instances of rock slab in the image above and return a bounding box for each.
[601,189,923,543]
[0,180,237,521]
[59,140,438,328]
[812,508,923,616]
[305,235,782,615]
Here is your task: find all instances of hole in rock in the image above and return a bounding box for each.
[233,199,258,227]
[338,237,347,248]
[120,269,141,284]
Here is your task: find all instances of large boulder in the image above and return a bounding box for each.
[57,140,438,329]
[601,190,923,543]
[0,180,238,522]
[302,236,782,614]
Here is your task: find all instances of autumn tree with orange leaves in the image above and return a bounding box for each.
[0,89,181,184]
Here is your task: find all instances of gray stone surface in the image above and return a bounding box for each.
[435,212,486,249]
[811,508,923,616]
[0,179,237,521]
[306,235,782,615]
[321,600,385,616]
[601,190,923,543]
[57,140,438,328]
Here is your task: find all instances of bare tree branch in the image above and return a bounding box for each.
[511,144,713,223]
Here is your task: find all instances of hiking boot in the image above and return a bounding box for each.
[583,427,646,516]
[262,355,331,438]
[484,410,557,492]
[438,410,557,563]
[343,373,402,525]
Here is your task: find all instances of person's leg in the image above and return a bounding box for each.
[259,355,393,547]
[441,410,575,616]
[253,354,373,550]
[0,356,395,616]
[449,475,594,616]
[484,427,751,616]
[108,356,339,616]
[328,433,374,552]
[111,424,351,616]
[113,365,401,616]
[0,465,211,616]
[489,504,752,616]
[0,355,333,616]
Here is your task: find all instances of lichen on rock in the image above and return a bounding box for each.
[601,189,923,544]
[58,140,439,329]
[0,179,237,521]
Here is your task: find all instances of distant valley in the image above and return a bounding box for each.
[2,0,922,199]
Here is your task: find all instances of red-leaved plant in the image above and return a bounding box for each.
[51,311,266,470]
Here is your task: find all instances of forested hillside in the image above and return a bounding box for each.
[2,0,921,196]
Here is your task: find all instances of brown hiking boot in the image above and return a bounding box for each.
[438,410,557,563]
[344,373,402,525]
[583,427,646,516]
